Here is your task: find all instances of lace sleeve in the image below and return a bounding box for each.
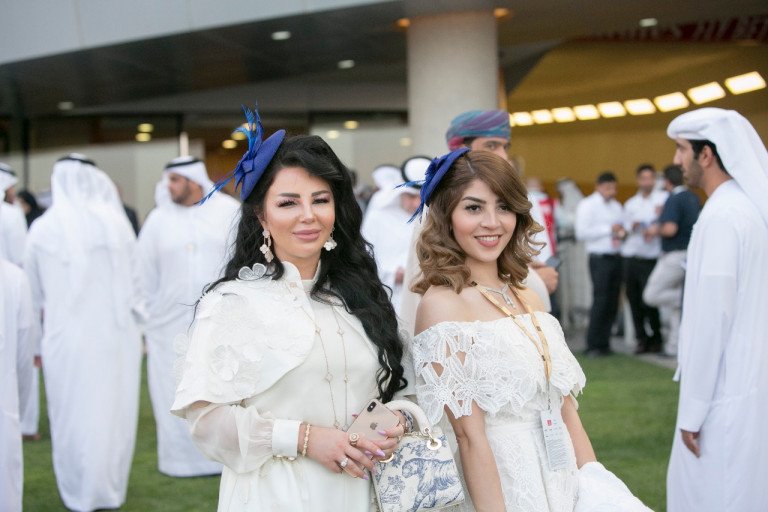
[411,322,510,425]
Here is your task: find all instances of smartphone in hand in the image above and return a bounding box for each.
[347,399,399,442]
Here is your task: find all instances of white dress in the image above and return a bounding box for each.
[172,262,413,511]
[411,312,586,512]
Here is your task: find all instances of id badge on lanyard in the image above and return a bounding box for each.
[540,387,569,471]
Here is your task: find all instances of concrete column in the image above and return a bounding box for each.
[407,11,499,157]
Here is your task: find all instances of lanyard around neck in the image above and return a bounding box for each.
[472,281,553,382]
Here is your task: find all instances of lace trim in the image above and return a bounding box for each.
[411,314,585,426]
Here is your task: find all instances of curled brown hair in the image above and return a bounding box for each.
[411,151,543,295]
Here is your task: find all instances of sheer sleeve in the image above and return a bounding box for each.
[185,401,301,474]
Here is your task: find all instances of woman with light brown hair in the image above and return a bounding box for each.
[410,148,649,511]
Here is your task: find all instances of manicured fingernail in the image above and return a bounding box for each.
[376,449,385,457]
[352,414,358,418]
[377,430,387,435]
[363,473,370,480]
[364,450,372,457]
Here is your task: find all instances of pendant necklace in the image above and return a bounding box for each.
[298,292,350,430]
[477,282,517,309]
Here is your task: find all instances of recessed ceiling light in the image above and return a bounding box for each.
[338,60,355,70]
[653,92,689,112]
[271,31,291,41]
[512,112,534,126]
[639,18,658,28]
[493,8,511,19]
[552,107,576,123]
[326,130,340,139]
[58,101,75,111]
[396,18,410,28]
[725,71,766,94]
[687,82,726,104]
[531,110,554,124]
[135,133,151,142]
[573,105,599,120]
[399,137,412,147]
[222,139,237,149]
[343,120,359,130]
[624,98,656,115]
[597,102,627,118]
[138,123,154,133]
[231,130,247,141]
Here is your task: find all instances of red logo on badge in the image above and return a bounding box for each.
[547,420,552,426]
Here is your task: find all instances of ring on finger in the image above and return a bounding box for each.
[338,457,349,469]
[348,432,360,447]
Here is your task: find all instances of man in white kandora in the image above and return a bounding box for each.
[0,163,27,267]
[0,257,37,512]
[137,156,239,477]
[665,108,768,512]
[362,160,423,311]
[23,154,142,512]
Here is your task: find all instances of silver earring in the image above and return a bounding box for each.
[323,229,337,251]
[260,230,274,263]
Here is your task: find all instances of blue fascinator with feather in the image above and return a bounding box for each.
[200,104,286,203]
[406,147,470,222]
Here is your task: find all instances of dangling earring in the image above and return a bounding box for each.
[323,229,337,251]
[260,230,274,263]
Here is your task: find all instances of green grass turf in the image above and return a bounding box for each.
[576,354,677,511]
[24,354,676,511]
[23,357,219,511]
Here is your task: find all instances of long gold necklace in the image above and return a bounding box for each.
[298,291,350,430]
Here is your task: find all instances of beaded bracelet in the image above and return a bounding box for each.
[301,424,312,457]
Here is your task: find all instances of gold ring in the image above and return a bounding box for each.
[348,432,360,447]
[338,457,349,469]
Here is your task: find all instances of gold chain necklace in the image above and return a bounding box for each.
[297,289,350,430]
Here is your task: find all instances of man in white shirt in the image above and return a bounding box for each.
[137,156,239,477]
[575,171,625,356]
[24,154,142,512]
[665,108,768,512]
[621,164,668,353]
[0,258,37,512]
[0,164,27,267]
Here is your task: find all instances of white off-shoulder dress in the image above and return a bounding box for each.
[411,313,586,512]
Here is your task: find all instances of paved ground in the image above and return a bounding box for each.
[564,327,678,371]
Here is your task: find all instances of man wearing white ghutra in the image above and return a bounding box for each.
[665,108,768,512]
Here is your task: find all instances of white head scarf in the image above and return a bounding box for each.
[45,154,136,322]
[0,162,17,192]
[163,156,213,191]
[154,174,173,209]
[668,107,768,227]
[372,165,402,191]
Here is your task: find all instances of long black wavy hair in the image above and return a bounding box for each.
[206,134,407,402]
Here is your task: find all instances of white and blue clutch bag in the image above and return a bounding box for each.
[373,400,465,512]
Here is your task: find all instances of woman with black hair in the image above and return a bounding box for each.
[172,108,411,511]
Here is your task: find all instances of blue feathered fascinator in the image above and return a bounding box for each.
[200,104,286,203]
[405,147,470,222]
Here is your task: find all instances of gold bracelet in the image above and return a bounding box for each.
[301,424,312,457]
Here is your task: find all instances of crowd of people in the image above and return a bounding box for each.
[1,105,766,512]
